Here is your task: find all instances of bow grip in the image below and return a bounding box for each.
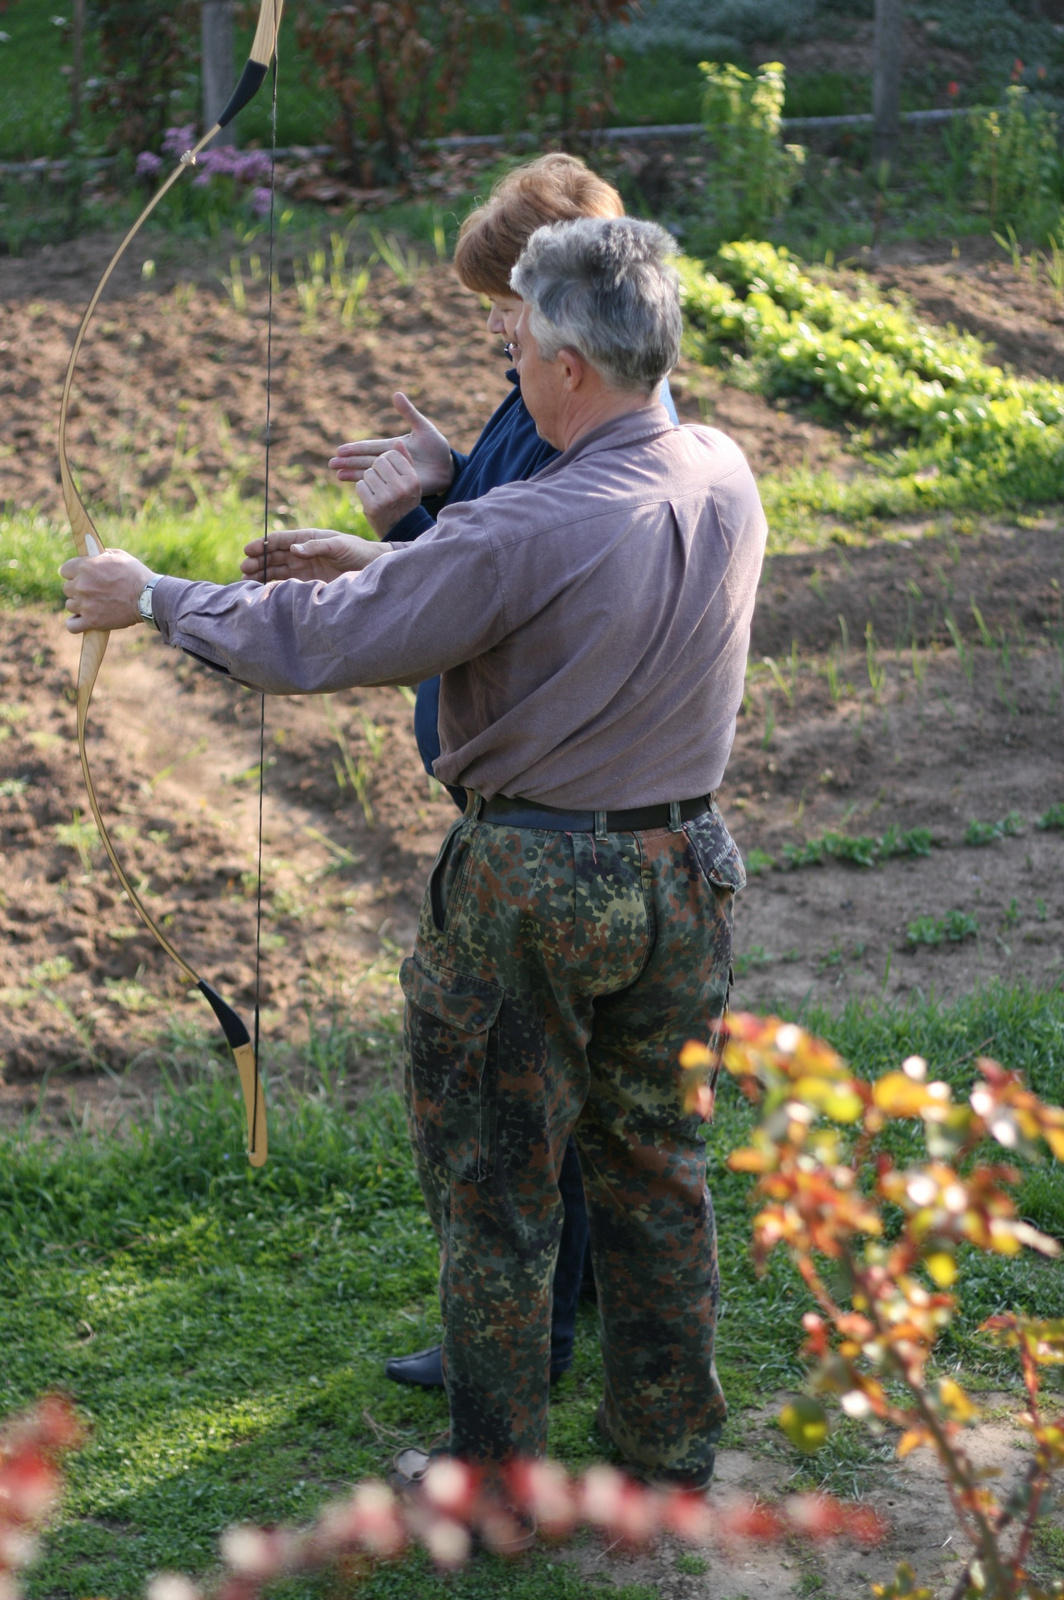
[218,61,269,128]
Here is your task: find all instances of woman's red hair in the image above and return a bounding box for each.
[454,153,624,299]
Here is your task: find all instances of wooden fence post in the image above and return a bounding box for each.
[202,0,237,146]
[873,0,903,170]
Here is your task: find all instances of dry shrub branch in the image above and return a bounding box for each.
[89,0,200,153]
[294,1,476,183]
[500,0,633,143]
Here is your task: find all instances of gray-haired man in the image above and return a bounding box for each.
[62,217,767,1495]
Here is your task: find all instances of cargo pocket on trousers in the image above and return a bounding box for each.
[683,803,747,894]
[400,957,504,1183]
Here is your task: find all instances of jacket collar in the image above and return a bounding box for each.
[535,403,675,479]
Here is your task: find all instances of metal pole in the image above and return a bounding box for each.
[873,0,903,169]
[202,0,237,147]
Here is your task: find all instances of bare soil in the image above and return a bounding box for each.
[568,1395,1061,1599]
[1,230,1063,1122]
[0,233,517,517]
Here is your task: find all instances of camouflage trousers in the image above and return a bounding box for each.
[399,799,744,1480]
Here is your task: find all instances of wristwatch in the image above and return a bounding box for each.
[137,577,160,629]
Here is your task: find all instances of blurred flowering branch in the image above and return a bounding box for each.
[0,1395,83,1597]
[681,1014,1064,1600]
[1,1403,883,1597]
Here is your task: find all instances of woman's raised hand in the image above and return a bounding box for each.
[241,528,387,585]
[330,392,454,498]
[354,444,423,538]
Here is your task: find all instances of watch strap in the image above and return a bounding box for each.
[137,577,160,628]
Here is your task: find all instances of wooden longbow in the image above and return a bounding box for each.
[57,0,286,1167]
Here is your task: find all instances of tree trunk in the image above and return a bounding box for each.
[202,0,237,147]
[873,0,903,170]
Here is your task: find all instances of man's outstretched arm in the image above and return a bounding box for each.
[60,512,505,697]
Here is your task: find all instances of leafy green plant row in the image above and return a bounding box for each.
[906,909,980,946]
[958,806,1064,844]
[681,240,1064,508]
[747,825,932,876]
[964,811,1025,845]
[746,806,1063,876]
[688,238,1064,428]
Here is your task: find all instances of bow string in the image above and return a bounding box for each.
[58,0,286,1167]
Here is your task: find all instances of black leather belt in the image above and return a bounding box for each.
[476,793,713,832]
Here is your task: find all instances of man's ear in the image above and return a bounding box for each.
[558,346,586,392]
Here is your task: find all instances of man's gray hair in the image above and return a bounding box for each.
[510,216,681,392]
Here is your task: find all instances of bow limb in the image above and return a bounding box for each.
[56,0,284,1167]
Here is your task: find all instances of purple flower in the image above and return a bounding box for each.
[251,186,272,216]
[161,124,197,158]
[136,151,163,178]
[202,146,235,176]
[192,170,212,187]
[236,151,271,183]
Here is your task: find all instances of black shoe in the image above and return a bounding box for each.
[385,1344,445,1388]
[385,1343,571,1389]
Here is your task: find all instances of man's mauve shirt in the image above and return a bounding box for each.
[152,405,767,809]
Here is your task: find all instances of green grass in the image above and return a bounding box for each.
[0,486,373,608]
[0,7,78,161]
[758,466,992,546]
[783,70,870,121]
[3,986,1064,1596]
[610,45,705,127]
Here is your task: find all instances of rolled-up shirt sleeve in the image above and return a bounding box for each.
[151,506,507,696]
